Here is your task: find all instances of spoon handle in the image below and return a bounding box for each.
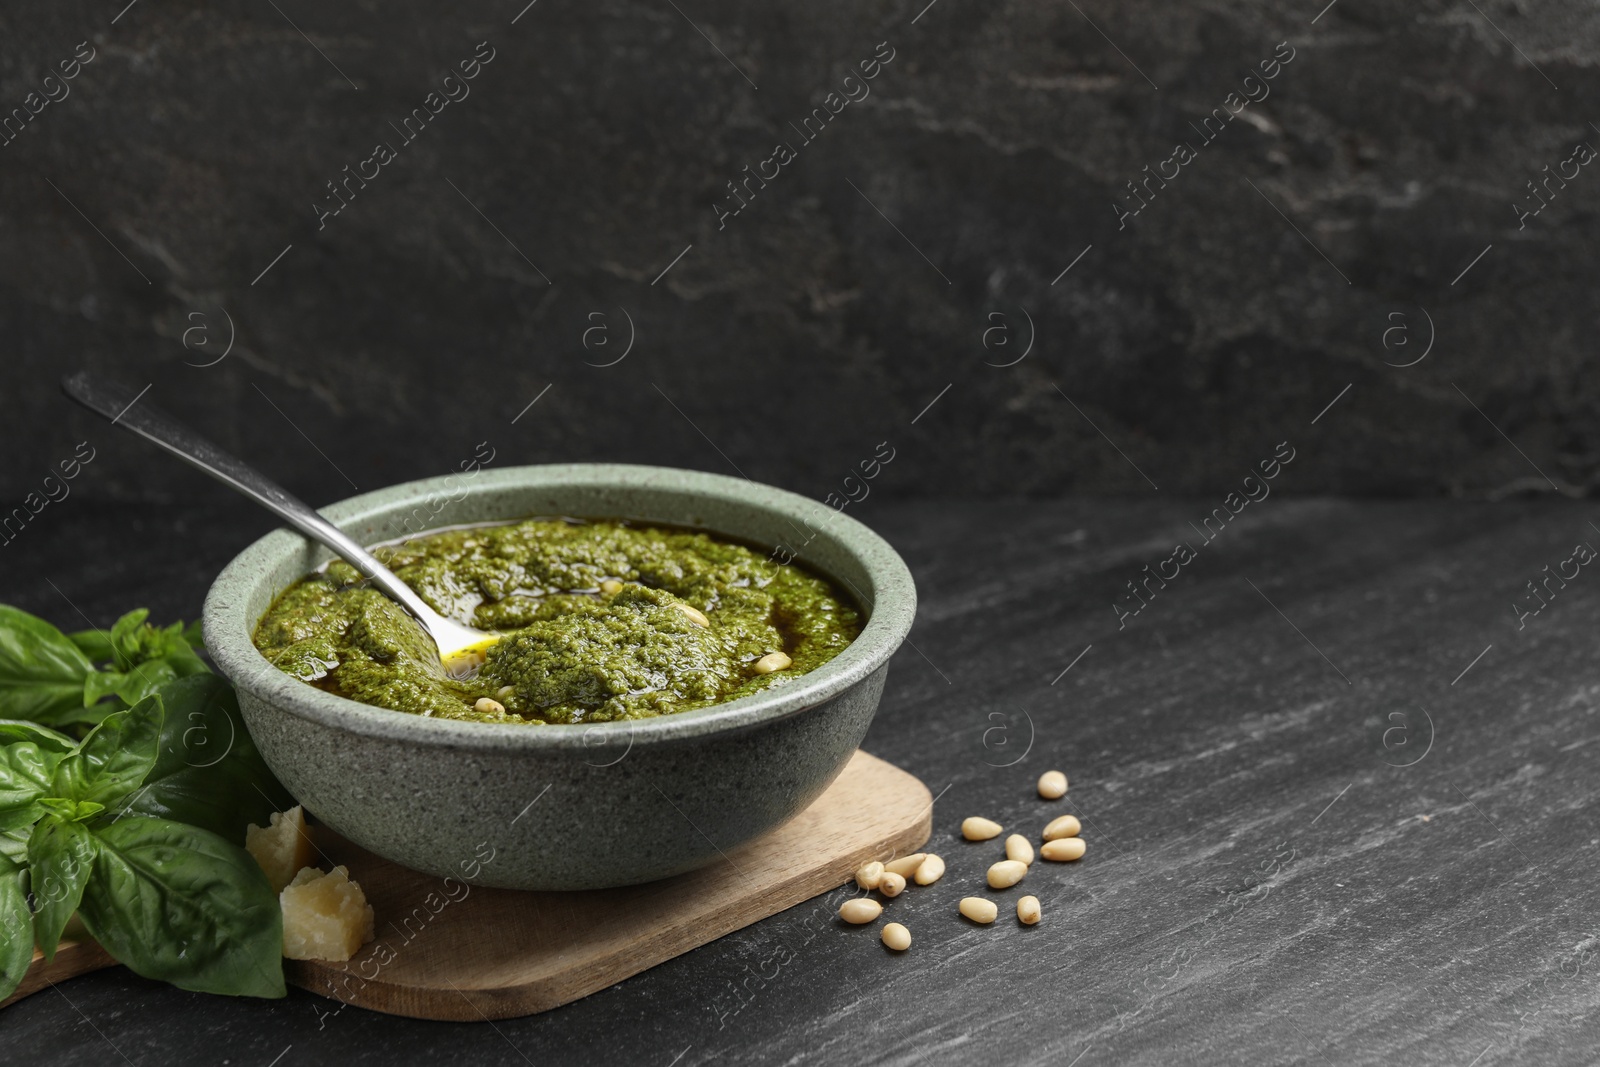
[60,372,442,626]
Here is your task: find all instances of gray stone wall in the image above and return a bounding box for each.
[2,1,1595,506]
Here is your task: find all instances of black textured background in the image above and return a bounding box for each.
[10,5,1600,1064]
[2,0,1596,511]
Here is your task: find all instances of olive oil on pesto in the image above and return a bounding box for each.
[251,518,863,725]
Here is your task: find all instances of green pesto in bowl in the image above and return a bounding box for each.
[250,517,863,725]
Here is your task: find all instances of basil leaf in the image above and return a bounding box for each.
[0,853,32,1002]
[0,741,62,833]
[0,605,96,724]
[37,798,105,822]
[72,613,210,716]
[107,609,150,671]
[51,696,163,806]
[82,668,134,708]
[0,721,75,832]
[83,660,178,709]
[27,815,96,962]
[77,816,285,998]
[0,719,76,752]
[0,830,27,865]
[66,629,116,664]
[158,641,210,679]
[111,676,292,841]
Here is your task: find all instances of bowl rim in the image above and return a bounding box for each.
[202,462,916,751]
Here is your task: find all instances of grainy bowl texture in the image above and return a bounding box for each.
[202,464,917,890]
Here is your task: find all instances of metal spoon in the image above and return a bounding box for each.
[61,372,497,676]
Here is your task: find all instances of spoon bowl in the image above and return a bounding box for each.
[60,372,497,677]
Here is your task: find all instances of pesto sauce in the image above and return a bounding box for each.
[251,518,863,725]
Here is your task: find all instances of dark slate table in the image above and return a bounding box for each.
[9,496,1600,1066]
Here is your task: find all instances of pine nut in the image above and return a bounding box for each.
[839,898,883,924]
[674,602,711,627]
[1017,895,1041,925]
[1041,838,1086,862]
[988,860,1028,889]
[881,922,911,951]
[883,853,926,878]
[496,685,515,698]
[1042,815,1081,841]
[913,854,945,885]
[1038,770,1068,799]
[878,871,906,897]
[961,817,1003,841]
[1005,834,1034,865]
[959,897,998,924]
[600,579,623,595]
[473,698,505,715]
[753,651,792,674]
[855,861,884,890]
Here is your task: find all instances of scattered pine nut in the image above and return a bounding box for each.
[913,854,945,885]
[881,922,912,951]
[473,697,505,716]
[753,651,792,674]
[496,685,516,699]
[962,817,1003,841]
[987,860,1028,889]
[878,871,906,898]
[855,861,885,891]
[959,897,999,924]
[1041,838,1086,862]
[1017,895,1041,925]
[840,898,883,924]
[883,853,926,878]
[1005,834,1034,866]
[599,579,623,595]
[1042,815,1082,841]
[675,602,711,627]
[1038,770,1068,799]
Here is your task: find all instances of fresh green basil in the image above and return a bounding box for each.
[82,661,178,709]
[0,854,33,1002]
[0,741,62,833]
[76,816,285,999]
[0,605,210,728]
[26,815,96,962]
[50,697,162,806]
[74,611,210,711]
[110,675,292,841]
[0,605,97,726]
[0,603,291,1002]
[0,720,76,752]
[35,798,105,822]
[64,629,115,664]
[0,831,27,865]
[0,723,77,832]
[97,610,209,680]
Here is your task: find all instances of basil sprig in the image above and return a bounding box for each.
[0,674,293,1001]
[0,605,210,728]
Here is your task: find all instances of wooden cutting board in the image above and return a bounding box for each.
[7,750,931,1021]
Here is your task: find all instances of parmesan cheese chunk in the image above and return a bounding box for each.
[280,865,376,962]
[245,806,315,893]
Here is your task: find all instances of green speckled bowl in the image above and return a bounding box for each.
[203,464,916,890]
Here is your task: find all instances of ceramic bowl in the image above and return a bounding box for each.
[203,464,916,890]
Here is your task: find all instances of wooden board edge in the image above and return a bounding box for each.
[4,939,119,1009]
[290,760,933,1021]
[292,804,931,1021]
